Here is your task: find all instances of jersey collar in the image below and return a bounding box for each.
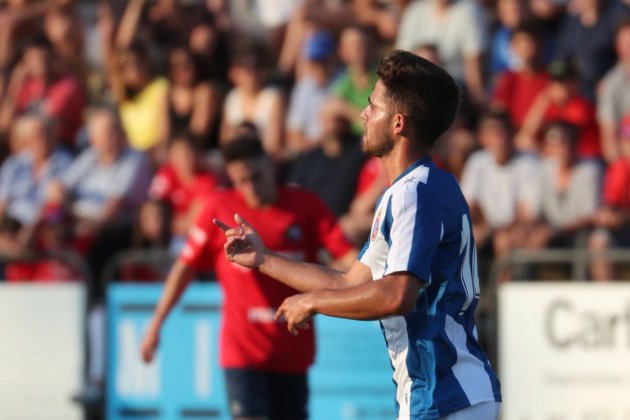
[391,156,434,186]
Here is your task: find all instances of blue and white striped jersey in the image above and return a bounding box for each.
[359,157,502,419]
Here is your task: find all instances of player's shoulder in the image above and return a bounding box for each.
[279,185,322,202]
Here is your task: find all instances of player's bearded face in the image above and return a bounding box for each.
[361,80,395,158]
[362,128,395,157]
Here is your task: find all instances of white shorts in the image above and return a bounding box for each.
[438,401,501,420]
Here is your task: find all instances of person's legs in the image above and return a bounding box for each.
[438,401,501,420]
[268,371,308,420]
[223,368,269,420]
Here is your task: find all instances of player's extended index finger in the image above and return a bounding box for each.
[213,218,231,232]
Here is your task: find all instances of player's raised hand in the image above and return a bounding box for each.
[213,213,267,269]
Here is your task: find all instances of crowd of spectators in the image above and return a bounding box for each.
[1,0,630,290]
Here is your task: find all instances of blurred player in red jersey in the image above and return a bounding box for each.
[141,135,356,420]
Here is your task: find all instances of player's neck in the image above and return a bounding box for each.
[381,142,430,185]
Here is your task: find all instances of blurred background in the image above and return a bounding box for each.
[0,0,630,419]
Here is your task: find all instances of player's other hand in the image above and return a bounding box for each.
[140,319,161,363]
[213,213,267,269]
[275,293,315,336]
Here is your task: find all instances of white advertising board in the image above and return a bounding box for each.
[0,283,85,420]
[499,283,630,420]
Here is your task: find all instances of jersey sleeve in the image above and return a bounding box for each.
[179,198,219,271]
[384,185,441,284]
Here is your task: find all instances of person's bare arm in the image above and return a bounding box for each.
[190,82,218,140]
[600,121,619,164]
[275,271,424,335]
[464,54,486,107]
[141,260,196,362]
[214,214,373,292]
[115,0,147,49]
[262,92,286,160]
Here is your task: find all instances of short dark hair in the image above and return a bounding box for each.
[478,109,513,134]
[221,135,266,163]
[376,50,461,149]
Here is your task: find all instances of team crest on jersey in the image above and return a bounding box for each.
[284,224,303,243]
[371,208,383,241]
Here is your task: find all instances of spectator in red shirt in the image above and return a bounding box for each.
[148,136,218,242]
[589,113,630,281]
[492,23,550,129]
[517,59,601,158]
[0,36,85,149]
[141,135,356,420]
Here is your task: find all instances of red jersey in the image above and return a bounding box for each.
[544,96,601,159]
[603,158,630,209]
[355,156,386,197]
[149,165,217,215]
[180,186,353,373]
[493,70,549,127]
[16,76,86,147]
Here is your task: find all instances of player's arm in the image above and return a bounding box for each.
[141,260,196,363]
[275,272,425,335]
[214,214,372,291]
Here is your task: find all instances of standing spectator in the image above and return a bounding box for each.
[489,0,527,79]
[589,114,630,280]
[597,19,630,163]
[555,0,629,98]
[524,121,601,250]
[0,36,86,150]
[141,136,356,420]
[220,38,286,160]
[163,46,221,150]
[491,23,550,129]
[396,0,488,107]
[288,98,387,246]
[518,59,601,158]
[461,111,540,260]
[148,137,218,246]
[286,29,337,154]
[332,26,378,136]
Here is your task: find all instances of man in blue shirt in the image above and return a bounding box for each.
[215,50,502,420]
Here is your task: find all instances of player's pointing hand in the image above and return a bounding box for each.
[213,213,268,269]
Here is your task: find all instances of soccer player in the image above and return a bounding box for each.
[140,135,355,420]
[215,50,502,420]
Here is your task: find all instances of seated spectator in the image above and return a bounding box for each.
[491,23,550,129]
[517,59,601,159]
[46,107,152,301]
[523,121,601,250]
[286,30,337,154]
[597,19,630,163]
[589,114,630,280]
[148,137,218,244]
[396,0,488,107]
[163,46,221,150]
[0,114,72,257]
[288,98,378,244]
[0,36,86,150]
[332,25,378,136]
[220,38,286,160]
[461,111,540,261]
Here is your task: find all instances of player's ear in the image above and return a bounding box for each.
[392,113,405,135]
